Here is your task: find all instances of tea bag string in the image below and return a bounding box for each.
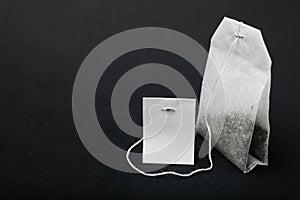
[126,22,243,177]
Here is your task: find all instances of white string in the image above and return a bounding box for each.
[126,22,243,177]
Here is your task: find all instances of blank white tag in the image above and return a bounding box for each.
[142,97,195,165]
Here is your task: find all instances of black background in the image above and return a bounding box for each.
[1,0,300,199]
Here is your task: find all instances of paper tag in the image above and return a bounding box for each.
[142,98,195,165]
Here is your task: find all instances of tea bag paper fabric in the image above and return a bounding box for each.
[197,17,272,173]
[142,98,195,165]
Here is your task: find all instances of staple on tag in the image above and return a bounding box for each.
[161,107,176,112]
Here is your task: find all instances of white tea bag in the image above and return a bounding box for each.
[197,17,272,173]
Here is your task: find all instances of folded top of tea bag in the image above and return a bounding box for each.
[211,17,271,70]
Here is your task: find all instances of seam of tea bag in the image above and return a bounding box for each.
[233,23,271,172]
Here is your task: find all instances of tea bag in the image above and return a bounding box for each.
[197,17,272,173]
